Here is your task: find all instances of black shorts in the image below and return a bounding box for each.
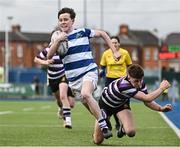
[48,76,74,97]
[98,98,131,117]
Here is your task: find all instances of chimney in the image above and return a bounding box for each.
[12,24,21,32]
[119,24,129,35]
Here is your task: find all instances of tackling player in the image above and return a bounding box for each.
[93,64,172,144]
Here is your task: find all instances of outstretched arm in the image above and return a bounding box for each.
[94,30,121,61]
[34,57,54,66]
[144,101,172,112]
[134,80,171,102]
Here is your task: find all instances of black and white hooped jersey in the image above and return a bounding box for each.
[101,76,148,108]
[36,47,65,80]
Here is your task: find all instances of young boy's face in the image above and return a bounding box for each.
[58,13,74,33]
[128,75,142,89]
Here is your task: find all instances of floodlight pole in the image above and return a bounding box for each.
[58,0,61,10]
[4,16,13,84]
[100,0,104,30]
[100,0,104,53]
[83,0,87,27]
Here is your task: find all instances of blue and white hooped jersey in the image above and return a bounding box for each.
[55,28,98,82]
[36,47,65,80]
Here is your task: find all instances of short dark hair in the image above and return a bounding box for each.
[110,36,120,43]
[58,7,76,19]
[127,64,144,79]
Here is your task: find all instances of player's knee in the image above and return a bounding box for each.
[126,129,136,137]
[93,134,104,145]
[93,139,103,145]
[69,98,75,108]
[81,92,91,100]
[70,103,74,108]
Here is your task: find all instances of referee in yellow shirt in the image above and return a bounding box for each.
[100,36,132,130]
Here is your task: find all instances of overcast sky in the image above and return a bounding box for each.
[0,0,180,38]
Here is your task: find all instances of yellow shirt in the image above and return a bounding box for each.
[100,48,132,78]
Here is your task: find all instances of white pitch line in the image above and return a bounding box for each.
[0,111,13,115]
[0,124,62,128]
[159,112,180,138]
[22,107,34,111]
[40,105,51,109]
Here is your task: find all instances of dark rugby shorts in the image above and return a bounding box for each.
[48,76,74,97]
[98,97,131,117]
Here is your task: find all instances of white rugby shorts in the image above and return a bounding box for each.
[69,70,98,99]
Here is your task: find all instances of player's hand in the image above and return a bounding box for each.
[160,80,171,91]
[56,32,68,42]
[46,59,54,65]
[162,104,173,112]
[113,50,121,61]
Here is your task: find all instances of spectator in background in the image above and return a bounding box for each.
[32,75,40,95]
[99,36,132,131]
[170,79,179,105]
[0,67,4,83]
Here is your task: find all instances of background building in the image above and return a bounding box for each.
[0,24,179,85]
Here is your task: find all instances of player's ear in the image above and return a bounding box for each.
[127,75,130,81]
[72,19,75,23]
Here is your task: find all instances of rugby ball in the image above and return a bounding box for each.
[58,41,68,56]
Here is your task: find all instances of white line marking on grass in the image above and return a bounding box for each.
[137,126,169,129]
[40,105,51,109]
[0,111,13,115]
[22,107,34,111]
[0,124,62,128]
[159,112,180,138]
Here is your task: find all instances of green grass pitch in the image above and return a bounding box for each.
[0,100,179,146]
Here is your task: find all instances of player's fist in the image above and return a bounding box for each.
[160,80,171,91]
[162,104,173,112]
